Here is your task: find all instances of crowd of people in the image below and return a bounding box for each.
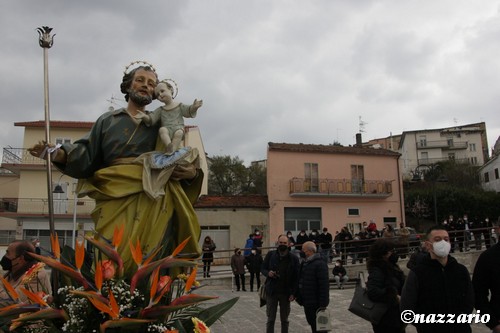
[199,217,500,333]
[2,219,499,333]
[440,214,496,252]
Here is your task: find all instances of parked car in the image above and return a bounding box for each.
[394,227,422,255]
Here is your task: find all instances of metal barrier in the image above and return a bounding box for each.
[195,227,498,278]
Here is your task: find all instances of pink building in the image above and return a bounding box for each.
[266,142,405,245]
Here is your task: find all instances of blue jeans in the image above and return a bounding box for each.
[320,248,330,263]
[266,293,291,333]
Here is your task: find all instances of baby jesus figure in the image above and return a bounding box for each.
[136,79,203,154]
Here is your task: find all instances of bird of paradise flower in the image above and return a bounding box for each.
[0,225,238,332]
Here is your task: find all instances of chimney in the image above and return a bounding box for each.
[356,133,362,147]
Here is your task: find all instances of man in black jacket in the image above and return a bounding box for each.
[472,220,500,332]
[317,227,333,263]
[297,241,330,333]
[400,226,474,333]
[261,235,300,333]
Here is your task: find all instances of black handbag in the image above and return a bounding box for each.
[348,272,389,325]
[258,282,267,307]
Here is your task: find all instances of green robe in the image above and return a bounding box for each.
[55,108,202,275]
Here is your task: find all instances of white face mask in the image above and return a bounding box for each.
[432,240,451,258]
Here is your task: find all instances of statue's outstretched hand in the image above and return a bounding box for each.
[28,141,66,163]
[28,141,51,159]
[193,99,203,111]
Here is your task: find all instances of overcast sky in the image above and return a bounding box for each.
[1,1,500,165]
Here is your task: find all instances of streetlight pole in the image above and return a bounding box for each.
[37,26,56,238]
[412,163,444,225]
[72,181,77,248]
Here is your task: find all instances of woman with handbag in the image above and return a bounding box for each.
[202,236,216,278]
[366,238,406,333]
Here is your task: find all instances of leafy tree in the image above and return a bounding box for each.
[404,160,500,231]
[207,155,267,195]
[242,163,267,194]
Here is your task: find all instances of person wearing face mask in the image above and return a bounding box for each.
[253,229,263,255]
[201,236,216,278]
[482,217,493,248]
[472,220,500,333]
[296,230,309,252]
[0,240,52,303]
[286,231,295,248]
[317,227,333,263]
[231,248,246,292]
[245,247,263,292]
[31,238,41,255]
[366,238,406,333]
[400,226,473,333]
[332,259,349,289]
[261,235,299,333]
[296,241,329,333]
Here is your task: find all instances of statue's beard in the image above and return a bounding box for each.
[129,90,152,106]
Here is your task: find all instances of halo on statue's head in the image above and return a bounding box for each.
[159,79,178,99]
[123,60,157,76]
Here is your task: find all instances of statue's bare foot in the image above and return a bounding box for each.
[164,143,174,155]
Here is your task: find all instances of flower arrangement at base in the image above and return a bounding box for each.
[0,226,237,332]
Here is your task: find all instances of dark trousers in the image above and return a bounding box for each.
[304,305,321,333]
[249,271,260,291]
[203,261,211,276]
[266,293,290,333]
[234,273,245,291]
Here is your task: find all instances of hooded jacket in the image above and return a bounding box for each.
[400,253,473,333]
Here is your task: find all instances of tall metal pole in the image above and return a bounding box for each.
[37,27,56,237]
[72,181,78,248]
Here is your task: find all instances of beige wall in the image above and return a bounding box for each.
[267,149,404,245]
[23,126,87,149]
[0,174,19,198]
[195,208,268,249]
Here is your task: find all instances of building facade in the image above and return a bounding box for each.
[266,142,404,245]
[194,195,269,264]
[479,136,500,193]
[398,122,488,180]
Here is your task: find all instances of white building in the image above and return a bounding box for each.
[479,136,500,193]
[398,122,488,180]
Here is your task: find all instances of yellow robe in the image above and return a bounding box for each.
[78,155,202,276]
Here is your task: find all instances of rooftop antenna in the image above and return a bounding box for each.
[359,116,367,133]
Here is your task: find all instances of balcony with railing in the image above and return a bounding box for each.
[1,148,46,173]
[289,178,393,197]
[416,140,468,150]
[0,197,95,217]
[416,157,469,165]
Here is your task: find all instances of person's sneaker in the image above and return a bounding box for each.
[341,286,345,290]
